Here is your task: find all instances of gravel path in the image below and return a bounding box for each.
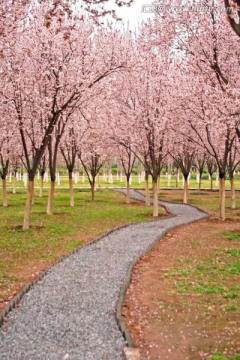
[0,189,208,360]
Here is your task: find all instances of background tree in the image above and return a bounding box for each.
[169,3,239,219]
[0,4,131,228]
[116,144,136,204]
[76,105,111,201]
[171,141,195,204]
[38,155,47,198]
[227,138,240,209]
[0,138,10,207]
[194,153,207,193]
[206,156,218,190]
[60,124,78,207]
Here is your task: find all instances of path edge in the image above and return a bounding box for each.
[115,188,210,353]
[0,192,171,328]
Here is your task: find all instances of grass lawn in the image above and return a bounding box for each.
[123,190,240,360]
[0,188,162,312]
[1,183,240,359]
[5,173,240,191]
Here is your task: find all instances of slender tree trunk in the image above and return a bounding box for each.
[47,181,55,215]
[126,179,130,204]
[69,172,74,207]
[91,181,95,201]
[198,176,201,194]
[145,178,150,206]
[167,173,171,187]
[2,178,8,207]
[39,176,44,197]
[23,180,34,230]
[219,176,226,221]
[183,177,188,204]
[152,178,158,217]
[210,175,213,191]
[13,175,17,194]
[176,169,179,188]
[230,176,236,210]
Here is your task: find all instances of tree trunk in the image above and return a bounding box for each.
[198,176,201,194]
[183,177,188,204]
[152,178,158,217]
[157,176,160,194]
[13,175,17,194]
[23,180,34,230]
[31,186,35,205]
[69,175,74,207]
[176,169,179,188]
[167,173,171,187]
[91,181,95,201]
[126,179,130,204]
[210,175,213,191]
[219,176,226,221]
[145,178,150,206]
[230,176,236,210]
[39,176,44,197]
[2,178,8,207]
[47,181,55,215]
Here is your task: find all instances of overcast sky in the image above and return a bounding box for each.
[109,0,155,31]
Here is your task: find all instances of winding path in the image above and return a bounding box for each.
[0,189,208,360]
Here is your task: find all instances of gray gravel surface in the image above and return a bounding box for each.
[0,189,208,360]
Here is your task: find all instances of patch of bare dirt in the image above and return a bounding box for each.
[122,219,240,360]
[9,225,45,231]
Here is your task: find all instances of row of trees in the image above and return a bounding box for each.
[0,0,239,228]
[3,155,238,200]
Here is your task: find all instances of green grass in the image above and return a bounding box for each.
[164,251,240,312]
[156,189,240,215]
[224,305,240,312]
[209,354,240,360]
[0,188,158,301]
[6,173,240,191]
[192,284,225,295]
[221,232,240,241]
[124,189,240,358]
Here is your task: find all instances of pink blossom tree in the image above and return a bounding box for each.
[167,3,239,219]
[1,3,132,229]
[226,138,240,209]
[176,77,238,219]
[206,156,218,191]
[116,143,136,204]
[170,140,196,204]
[46,110,76,214]
[0,105,20,206]
[194,153,207,193]
[38,155,47,198]
[110,38,171,216]
[76,105,111,201]
[0,137,10,207]
[10,155,21,194]
[60,123,78,207]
